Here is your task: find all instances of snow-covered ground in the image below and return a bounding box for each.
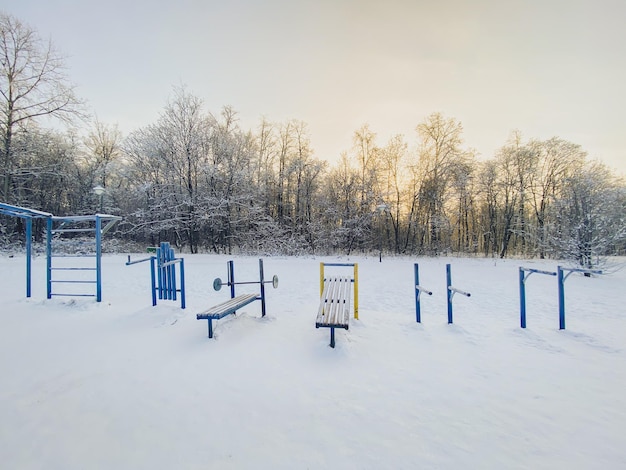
[1,253,625,469]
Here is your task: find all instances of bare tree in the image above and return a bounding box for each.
[84,119,122,190]
[528,138,585,258]
[415,113,465,254]
[0,13,84,202]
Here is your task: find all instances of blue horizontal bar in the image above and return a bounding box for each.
[323,263,356,267]
[560,267,602,275]
[51,267,97,271]
[50,280,97,284]
[520,267,556,276]
[51,293,96,297]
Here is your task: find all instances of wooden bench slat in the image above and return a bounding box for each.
[316,276,351,328]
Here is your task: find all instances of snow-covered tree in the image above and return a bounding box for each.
[547,161,625,268]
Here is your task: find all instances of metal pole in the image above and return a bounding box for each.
[558,266,566,330]
[228,260,235,299]
[95,215,102,302]
[519,267,526,328]
[46,217,52,299]
[353,263,359,320]
[259,259,266,317]
[150,257,157,306]
[26,218,32,298]
[414,264,421,323]
[446,264,453,324]
[179,258,186,309]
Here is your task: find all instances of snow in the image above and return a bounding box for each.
[1,253,625,469]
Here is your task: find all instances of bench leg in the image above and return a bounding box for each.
[208,319,214,338]
[330,327,335,348]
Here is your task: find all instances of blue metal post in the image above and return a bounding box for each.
[179,258,186,309]
[557,266,566,330]
[95,215,102,302]
[46,217,52,299]
[446,264,453,324]
[169,246,176,301]
[414,264,421,323]
[519,267,527,328]
[26,218,32,298]
[228,260,235,299]
[259,258,266,317]
[149,257,157,306]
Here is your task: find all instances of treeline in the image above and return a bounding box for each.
[1,13,624,265]
[2,88,625,265]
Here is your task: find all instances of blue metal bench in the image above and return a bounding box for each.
[197,293,259,338]
[197,259,278,339]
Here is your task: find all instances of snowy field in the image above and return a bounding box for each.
[1,253,625,469]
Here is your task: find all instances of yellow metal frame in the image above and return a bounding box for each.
[319,262,359,319]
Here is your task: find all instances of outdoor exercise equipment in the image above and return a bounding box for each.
[0,203,52,298]
[315,262,359,348]
[518,267,557,328]
[412,263,470,324]
[519,265,602,329]
[125,242,186,309]
[46,215,121,302]
[413,263,433,323]
[558,266,602,329]
[446,263,471,324]
[0,203,121,302]
[197,259,278,338]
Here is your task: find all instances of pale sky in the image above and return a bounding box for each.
[4,0,626,173]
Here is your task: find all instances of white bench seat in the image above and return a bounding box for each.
[315,276,352,347]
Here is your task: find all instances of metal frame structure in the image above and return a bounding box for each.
[519,265,602,329]
[1,203,121,302]
[518,267,557,328]
[0,203,52,297]
[46,214,122,302]
[196,259,279,338]
[126,242,186,309]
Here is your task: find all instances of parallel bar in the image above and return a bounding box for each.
[414,263,432,323]
[446,264,470,324]
[448,286,471,297]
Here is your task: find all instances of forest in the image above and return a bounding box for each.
[1,12,625,265]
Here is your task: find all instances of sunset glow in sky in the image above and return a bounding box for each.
[6,0,626,172]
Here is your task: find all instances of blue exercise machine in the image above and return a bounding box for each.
[413,263,470,324]
[519,265,602,329]
[197,259,278,338]
[126,242,186,309]
[1,203,121,302]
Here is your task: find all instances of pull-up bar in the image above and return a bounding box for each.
[519,265,602,329]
